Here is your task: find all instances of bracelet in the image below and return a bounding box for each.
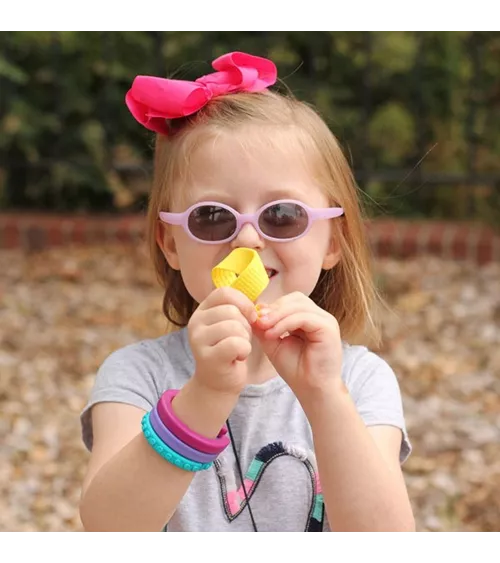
[157,389,230,455]
[149,406,217,464]
[141,412,212,472]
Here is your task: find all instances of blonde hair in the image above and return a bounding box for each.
[146,89,383,345]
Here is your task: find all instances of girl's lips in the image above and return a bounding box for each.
[265,268,278,279]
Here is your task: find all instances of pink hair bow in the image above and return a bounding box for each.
[125,51,278,135]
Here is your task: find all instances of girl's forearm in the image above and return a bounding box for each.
[80,431,195,531]
[300,383,415,532]
[79,379,239,532]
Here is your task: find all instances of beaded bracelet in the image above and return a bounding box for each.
[149,406,217,464]
[141,412,212,472]
[157,389,230,455]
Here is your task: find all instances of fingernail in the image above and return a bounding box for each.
[257,307,271,318]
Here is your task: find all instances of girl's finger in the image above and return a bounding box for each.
[263,312,329,343]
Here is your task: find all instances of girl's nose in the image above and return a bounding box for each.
[230,222,265,250]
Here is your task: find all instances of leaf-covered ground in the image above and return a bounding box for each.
[1,244,499,531]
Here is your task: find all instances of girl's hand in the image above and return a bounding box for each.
[188,287,258,396]
[254,292,343,398]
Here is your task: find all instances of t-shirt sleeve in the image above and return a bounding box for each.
[80,340,165,452]
[344,347,412,464]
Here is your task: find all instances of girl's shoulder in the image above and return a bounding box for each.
[98,327,194,375]
[341,341,397,382]
[341,342,405,403]
[341,341,412,463]
[80,328,193,451]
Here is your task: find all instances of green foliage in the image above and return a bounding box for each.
[0,31,499,222]
[369,103,416,166]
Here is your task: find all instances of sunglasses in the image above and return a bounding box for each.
[158,199,344,244]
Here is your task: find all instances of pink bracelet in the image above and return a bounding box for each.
[157,389,230,455]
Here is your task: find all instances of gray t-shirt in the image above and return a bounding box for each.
[80,327,411,532]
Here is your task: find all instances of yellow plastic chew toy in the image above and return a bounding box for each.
[211,248,269,303]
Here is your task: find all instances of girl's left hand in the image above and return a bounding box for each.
[253,292,343,398]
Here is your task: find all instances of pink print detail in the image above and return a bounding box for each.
[226,480,255,516]
[242,479,254,494]
[227,490,242,516]
[314,475,322,494]
[233,479,254,502]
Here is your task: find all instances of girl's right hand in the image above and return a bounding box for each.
[187,287,258,396]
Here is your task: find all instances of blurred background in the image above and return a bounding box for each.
[0,31,499,532]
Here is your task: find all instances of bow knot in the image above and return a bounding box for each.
[125,51,277,135]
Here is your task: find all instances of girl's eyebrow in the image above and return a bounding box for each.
[187,186,310,205]
[190,192,232,203]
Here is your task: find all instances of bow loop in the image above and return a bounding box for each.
[125,51,277,134]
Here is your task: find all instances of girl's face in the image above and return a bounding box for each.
[157,131,342,307]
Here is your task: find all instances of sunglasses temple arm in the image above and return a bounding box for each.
[158,211,185,225]
[310,208,345,220]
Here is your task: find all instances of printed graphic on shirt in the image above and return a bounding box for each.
[214,441,324,531]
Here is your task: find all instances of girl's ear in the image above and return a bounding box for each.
[322,240,342,270]
[156,221,181,270]
[322,223,343,270]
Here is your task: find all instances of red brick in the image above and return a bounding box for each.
[23,224,48,252]
[60,221,75,245]
[86,224,107,245]
[369,221,400,257]
[441,224,460,260]
[494,237,500,261]
[71,219,87,245]
[102,221,117,243]
[47,223,64,247]
[423,223,448,255]
[449,225,470,260]
[398,223,422,258]
[2,221,20,249]
[0,213,497,266]
[475,230,495,265]
[476,243,493,265]
[115,219,132,244]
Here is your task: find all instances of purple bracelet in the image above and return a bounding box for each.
[157,389,230,455]
[149,407,217,464]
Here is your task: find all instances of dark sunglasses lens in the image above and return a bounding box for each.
[259,202,308,239]
[188,205,237,241]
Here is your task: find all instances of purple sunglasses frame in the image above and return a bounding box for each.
[158,199,344,244]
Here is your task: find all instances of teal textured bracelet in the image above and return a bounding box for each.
[141,412,212,472]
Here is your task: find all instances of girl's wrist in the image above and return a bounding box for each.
[296,377,349,421]
[171,377,239,439]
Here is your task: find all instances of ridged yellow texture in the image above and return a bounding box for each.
[211,248,269,303]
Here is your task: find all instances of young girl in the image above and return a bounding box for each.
[79,51,415,532]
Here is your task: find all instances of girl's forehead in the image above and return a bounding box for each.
[167,125,333,210]
[190,126,320,177]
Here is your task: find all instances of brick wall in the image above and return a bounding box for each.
[1,212,498,264]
